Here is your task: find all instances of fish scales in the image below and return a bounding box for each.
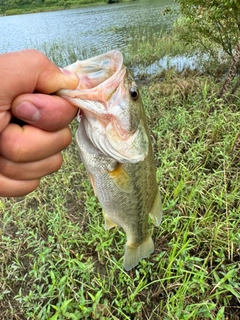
[58,50,162,270]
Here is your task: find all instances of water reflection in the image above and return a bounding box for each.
[133,55,205,78]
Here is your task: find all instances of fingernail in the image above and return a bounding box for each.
[15,101,40,122]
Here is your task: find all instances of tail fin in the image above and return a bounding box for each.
[123,236,154,271]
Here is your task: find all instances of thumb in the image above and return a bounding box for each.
[26,49,79,93]
[0,49,79,103]
[36,64,79,94]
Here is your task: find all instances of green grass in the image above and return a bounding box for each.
[1,26,240,320]
[1,69,240,319]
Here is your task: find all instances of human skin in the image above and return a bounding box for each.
[0,49,79,197]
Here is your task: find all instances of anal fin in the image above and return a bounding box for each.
[149,190,162,226]
[104,211,118,230]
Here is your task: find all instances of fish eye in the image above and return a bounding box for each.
[129,86,139,101]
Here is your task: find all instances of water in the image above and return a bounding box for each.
[0,0,176,55]
[0,0,195,77]
[133,54,206,78]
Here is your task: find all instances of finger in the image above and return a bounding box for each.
[0,110,11,133]
[0,124,72,162]
[0,173,40,197]
[12,93,78,131]
[0,49,79,105]
[0,153,63,180]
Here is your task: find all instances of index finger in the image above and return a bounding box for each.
[0,123,72,162]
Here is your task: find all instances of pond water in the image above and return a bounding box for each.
[1,0,200,77]
[0,0,176,55]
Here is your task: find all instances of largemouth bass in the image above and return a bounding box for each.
[58,50,162,270]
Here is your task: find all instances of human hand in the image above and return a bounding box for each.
[0,49,79,197]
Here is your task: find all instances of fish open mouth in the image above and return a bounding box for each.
[58,50,148,163]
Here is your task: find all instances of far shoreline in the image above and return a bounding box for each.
[0,0,133,17]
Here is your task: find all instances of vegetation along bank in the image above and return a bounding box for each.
[0,0,132,16]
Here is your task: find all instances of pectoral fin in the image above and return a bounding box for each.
[149,190,162,226]
[108,164,133,193]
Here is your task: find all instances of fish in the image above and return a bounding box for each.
[58,50,162,271]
